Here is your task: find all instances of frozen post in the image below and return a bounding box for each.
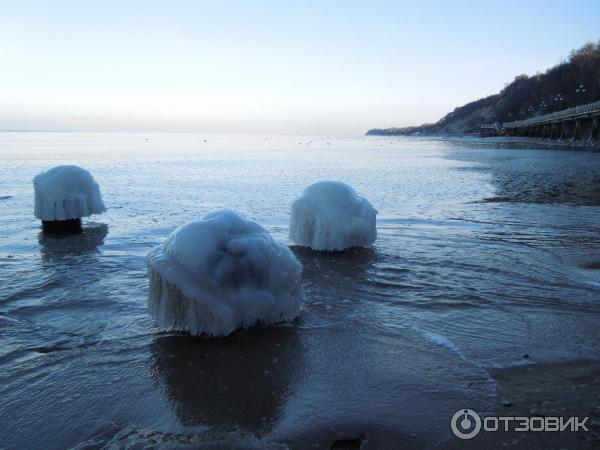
[146,209,304,337]
[33,165,106,233]
[289,181,377,251]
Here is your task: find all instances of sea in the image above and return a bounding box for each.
[1,132,599,449]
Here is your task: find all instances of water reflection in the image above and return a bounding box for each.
[150,327,303,433]
[38,223,108,260]
[448,144,600,205]
[291,246,378,279]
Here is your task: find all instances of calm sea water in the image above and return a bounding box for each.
[1,132,599,449]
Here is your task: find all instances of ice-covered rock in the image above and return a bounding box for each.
[289,181,377,251]
[146,209,304,337]
[33,165,106,221]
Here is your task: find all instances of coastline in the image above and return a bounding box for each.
[369,133,600,150]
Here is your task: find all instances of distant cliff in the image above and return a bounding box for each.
[366,125,434,136]
[367,40,600,136]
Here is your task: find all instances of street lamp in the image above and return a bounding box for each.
[554,94,564,110]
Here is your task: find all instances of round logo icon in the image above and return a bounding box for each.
[451,409,481,439]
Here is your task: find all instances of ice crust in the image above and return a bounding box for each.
[289,181,377,251]
[33,165,106,221]
[146,209,304,336]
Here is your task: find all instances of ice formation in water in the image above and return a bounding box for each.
[146,209,304,336]
[289,181,377,251]
[33,165,106,221]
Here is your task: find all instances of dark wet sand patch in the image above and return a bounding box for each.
[442,360,600,449]
[481,196,514,203]
[280,423,427,450]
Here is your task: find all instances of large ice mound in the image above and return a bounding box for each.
[146,209,304,337]
[34,165,106,221]
[289,181,377,251]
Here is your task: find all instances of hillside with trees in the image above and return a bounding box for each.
[367,41,600,136]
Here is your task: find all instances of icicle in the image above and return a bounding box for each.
[146,209,303,337]
[290,181,377,251]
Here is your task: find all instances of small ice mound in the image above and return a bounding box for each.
[289,181,377,251]
[146,209,304,337]
[34,165,106,221]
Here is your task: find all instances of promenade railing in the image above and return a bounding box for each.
[503,100,600,129]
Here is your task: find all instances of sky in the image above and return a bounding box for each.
[1,0,599,135]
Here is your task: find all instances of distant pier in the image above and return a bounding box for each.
[481,100,600,143]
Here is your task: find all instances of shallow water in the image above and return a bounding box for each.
[1,133,599,449]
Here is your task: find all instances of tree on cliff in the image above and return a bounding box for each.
[368,40,600,135]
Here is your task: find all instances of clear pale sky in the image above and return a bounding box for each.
[1,0,599,135]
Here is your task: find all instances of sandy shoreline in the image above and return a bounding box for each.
[432,360,599,450]
[77,359,598,449]
[280,360,600,449]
